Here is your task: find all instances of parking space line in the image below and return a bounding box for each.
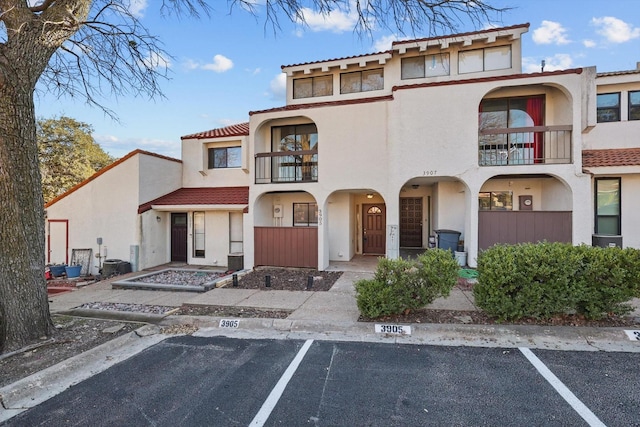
[519,347,606,427]
[250,339,314,427]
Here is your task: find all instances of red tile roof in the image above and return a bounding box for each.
[582,148,640,168]
[181,123,249,140]
[250,95,394,116]
[45,150,182,208]
[138,186,249,213]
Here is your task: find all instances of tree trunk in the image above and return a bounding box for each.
[0,79,54,352]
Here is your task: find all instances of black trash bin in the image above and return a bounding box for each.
[435,229,461,254]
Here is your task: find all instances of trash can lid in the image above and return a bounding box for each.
[434,229,461,234]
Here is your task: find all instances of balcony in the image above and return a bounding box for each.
[255,150,318,184]
[479,125,572,166]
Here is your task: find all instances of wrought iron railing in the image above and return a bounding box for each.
[255,150,318,184]
[478,125,572,166]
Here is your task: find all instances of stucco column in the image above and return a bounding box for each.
[317,195,330,271]
[385,194,400,260]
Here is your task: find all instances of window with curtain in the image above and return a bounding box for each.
[271,124,318,182]
[293,75,333,99]
[595,178,621,235]
[340,69,383,94]
[401,54,450,79]
[479,95,544,165]
[293,203,318,226]
[459,45,511,74]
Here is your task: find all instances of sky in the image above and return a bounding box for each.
[34,0,640,160]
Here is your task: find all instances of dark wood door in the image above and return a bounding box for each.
[400,197,423,247]
[171,213,188,262]
[363,204,386,255]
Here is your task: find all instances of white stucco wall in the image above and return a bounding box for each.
[46,153,182,275]
[181,136,250,188]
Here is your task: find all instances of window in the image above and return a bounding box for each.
[229,212,243,253]
[401,54,450,79]
[193,212,205,257]
[293,203,318,226]
[208,147,241,169]
[629,91,640,121]
[479,96,544,165]
[271,124,318,182]
[459,45,511,74]
[595,178,621,235]
[479,192,513,210]
[597,93,620,122]
[340,68,383,94]
[293,75,333,99]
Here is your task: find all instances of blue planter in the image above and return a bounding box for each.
[65,265,82,278]
[49,265,67,277]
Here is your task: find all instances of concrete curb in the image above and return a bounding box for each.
[0,325,166,422]
[160,315,640,352]
[57,308,171,324]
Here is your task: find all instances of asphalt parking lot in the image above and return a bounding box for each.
[3,336,638,426]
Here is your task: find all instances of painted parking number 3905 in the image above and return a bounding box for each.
[219,319,239,328]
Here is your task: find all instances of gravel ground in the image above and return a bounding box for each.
[130,270,225,286]
[231,267,343,291]
[77,302,177,314]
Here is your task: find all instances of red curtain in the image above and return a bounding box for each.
[526,97,544,163]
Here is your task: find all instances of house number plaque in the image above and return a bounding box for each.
[423,170,437,176]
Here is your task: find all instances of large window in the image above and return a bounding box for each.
[294,203,318,226]
[459,45,511,74]
[479,192,513,210]
[629,91,640,121]
[340,69,383,94]
[595,178,621,235]
[229,212,243,253]
[597,93,621,122]
[271,124,318,182]
[293,75,333,99]
[193,212,205,257]
[208,147,241,169]
[401,54,450,79]
[479,96,544,165]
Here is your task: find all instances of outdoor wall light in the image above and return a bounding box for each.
[156,216,161,223]
[366,193,374,199]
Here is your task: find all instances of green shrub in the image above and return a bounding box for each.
[355,249,458,318]
[473,242,640,321]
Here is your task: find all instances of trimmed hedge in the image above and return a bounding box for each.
[355,249,459,318]
[473,242,640,321]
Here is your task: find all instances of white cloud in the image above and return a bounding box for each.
[523,53,575,73]
[300,5,358,33]
[184,55,234,73]
[201,55,234,72]
[532,21,570,45]
[128,0,148,18]
[373,35,398,52]
[142,52,171,70]
[583,39,596,48]
[592,16,640,43]
[269,73,286,101]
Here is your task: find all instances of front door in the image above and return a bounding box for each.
[47,219,69,265]
[171,213,188,262]
[363,204,386,255]
[400,197,423,247]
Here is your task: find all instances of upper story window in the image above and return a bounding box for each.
[293,75,333,99]
[340,68,383,94]
[459,45,511,74]
[401,54,450,79]
[272,124,318,152]
[208,146,241,169]
[479,96,544,129]
[629,91,640,121]
[597,93,621,122]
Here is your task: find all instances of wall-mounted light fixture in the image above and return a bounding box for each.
[411,184,419,189]
[156,216,161,223]
[366,193,374,199]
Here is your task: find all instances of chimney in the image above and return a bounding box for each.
[637,62,640,70]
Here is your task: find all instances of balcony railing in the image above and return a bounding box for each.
[255,150,318,184]
[479,125,572,166]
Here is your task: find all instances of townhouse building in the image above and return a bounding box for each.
[45,23,640,274]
